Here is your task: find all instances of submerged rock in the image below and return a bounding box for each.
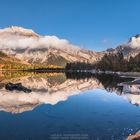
[5,82,32,93]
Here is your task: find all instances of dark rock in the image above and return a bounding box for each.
[5,82,32,93]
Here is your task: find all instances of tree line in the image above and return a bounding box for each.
[65,62,95,71]
[96,52,140,72]
[65,52,140,72]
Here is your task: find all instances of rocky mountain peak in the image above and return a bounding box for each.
[0,26,39,37]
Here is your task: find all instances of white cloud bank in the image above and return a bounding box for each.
[0,26,80,52]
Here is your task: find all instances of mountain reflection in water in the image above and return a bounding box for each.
[0,71,140,140]
[0,71,135,114]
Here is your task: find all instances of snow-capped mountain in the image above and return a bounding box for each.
[107,34,140,58]
[1,26,140,66]
[0,26,103,66]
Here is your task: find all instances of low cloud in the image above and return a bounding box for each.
[128,36,140,48]
[0,27,80,53]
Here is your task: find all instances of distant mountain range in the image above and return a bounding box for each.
[0,26,103,68]
[106,34,140,59]
[0,26,140,69]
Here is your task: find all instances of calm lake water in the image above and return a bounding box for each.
[0,72,140,140]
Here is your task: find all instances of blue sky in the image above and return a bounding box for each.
[0,0,140,51]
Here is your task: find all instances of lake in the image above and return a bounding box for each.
[0,71,140,140]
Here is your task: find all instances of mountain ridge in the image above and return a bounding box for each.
[106,34,140,59]
[0,26,104,67]
[0,26,140,68]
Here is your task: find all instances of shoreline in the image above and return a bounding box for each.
[93,71,140,79]
[0,69,140,78]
